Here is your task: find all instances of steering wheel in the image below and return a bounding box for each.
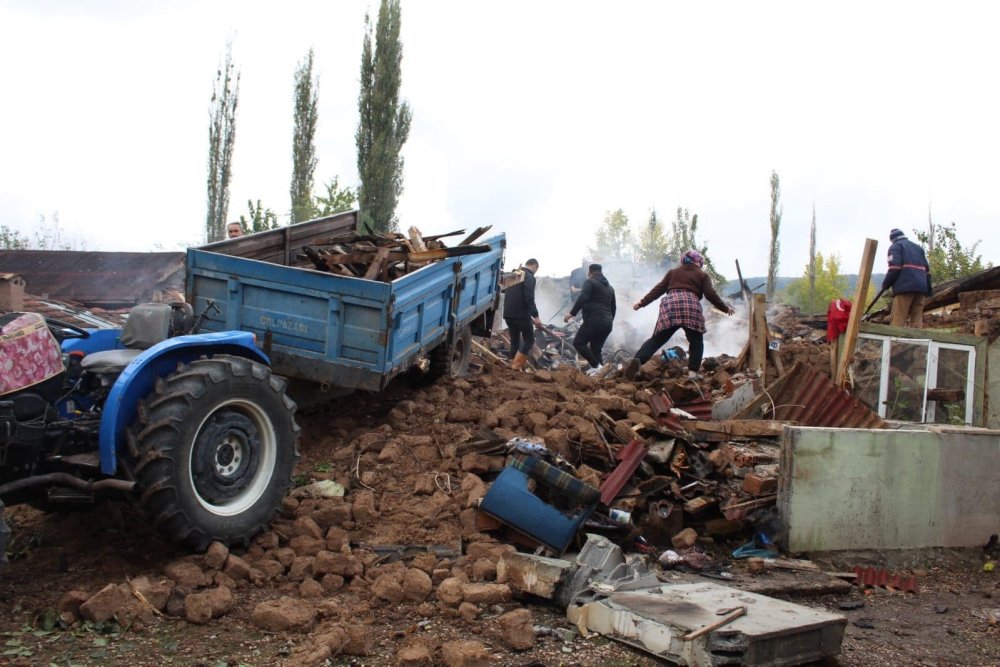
[45,317,91,341]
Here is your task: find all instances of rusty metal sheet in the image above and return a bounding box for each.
[648,392,687,435]
[599,439,649,505]
[23,295,127,329]
[734,362,886,429]
[676,398,713,421]
[853,566,919,593]
[648,392,673,417]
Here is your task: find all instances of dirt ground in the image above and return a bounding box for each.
[2,361,999,666]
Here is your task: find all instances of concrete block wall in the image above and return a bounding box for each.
[779,425,1000,552]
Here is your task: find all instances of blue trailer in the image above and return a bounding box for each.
[186,211,506,392]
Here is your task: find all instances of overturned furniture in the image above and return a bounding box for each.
[478,455,600,554]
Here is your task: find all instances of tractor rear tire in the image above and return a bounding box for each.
[427,326,472,381]
[127,355,299,552]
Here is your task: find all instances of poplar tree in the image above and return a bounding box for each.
[291,49,319,223]
[633,209,669,263]
[356,0,412,232]
[766,170,782,299]
[206,42,240,243]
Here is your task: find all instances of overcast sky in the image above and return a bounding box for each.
[1,0,998,280]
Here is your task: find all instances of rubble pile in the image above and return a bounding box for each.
[45,349,802,661]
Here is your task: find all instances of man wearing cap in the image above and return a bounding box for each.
[881,228,931,328]
[564,263,616,373]
[503,259,542,370]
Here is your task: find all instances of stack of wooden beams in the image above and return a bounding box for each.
[296,225,493,282]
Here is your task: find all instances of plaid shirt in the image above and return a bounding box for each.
[654,289,706,334]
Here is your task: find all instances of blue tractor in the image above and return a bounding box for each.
[0,302,300,568]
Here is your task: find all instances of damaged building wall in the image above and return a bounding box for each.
[779,425,1000,553]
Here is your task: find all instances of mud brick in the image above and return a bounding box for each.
[743,472,778,496]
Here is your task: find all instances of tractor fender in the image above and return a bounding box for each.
[99,331,268,475]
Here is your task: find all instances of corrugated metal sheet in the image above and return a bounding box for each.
[649,392,686,434]
[23,295,126,329]
[735,362,887,429]
[599,439,649,505]
[676,398,714,421]
[0,250,184,307]
[852,566,919,593]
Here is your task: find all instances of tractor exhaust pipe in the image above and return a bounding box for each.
[0,473,135,498]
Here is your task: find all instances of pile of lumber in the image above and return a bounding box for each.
[297,225,493,282]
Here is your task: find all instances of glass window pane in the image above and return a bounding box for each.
[886,340,928,422]
[931,347,970,425]
[854,338,885,414]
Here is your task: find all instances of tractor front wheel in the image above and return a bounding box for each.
[127,355,299,551]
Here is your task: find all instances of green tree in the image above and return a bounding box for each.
[239,200,280,234]
[784,252,849,312]
[632,208,669,263]
[291,49,319,223]
[314,176,357,217]
[1,213,82,250]
[807,204,817,310]
[0,225,29,249]
[591,209,634,260]
[766,170,782,299]
[356,0,412,233]
[913,221,989,283]
[206,42,240,243]
[668,207,726,285]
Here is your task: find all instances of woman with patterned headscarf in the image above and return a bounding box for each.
[623,249,734,380]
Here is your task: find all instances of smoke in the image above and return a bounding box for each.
[534,261,753,360]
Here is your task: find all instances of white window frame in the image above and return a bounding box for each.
[858,334,976,425]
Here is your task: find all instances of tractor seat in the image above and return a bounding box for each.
[81,303,174,375]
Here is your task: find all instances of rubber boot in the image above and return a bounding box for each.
[511,351,529,371]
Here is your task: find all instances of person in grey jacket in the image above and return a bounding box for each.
[564,264,615,371]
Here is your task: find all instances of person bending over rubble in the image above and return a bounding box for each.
[564,263,616,374]
[503,258,541,370]
[881,228,931,328]
[624,249,734,380]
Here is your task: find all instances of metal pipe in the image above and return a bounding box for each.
[0,472,135,497]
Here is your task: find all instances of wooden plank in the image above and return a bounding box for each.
[407,226,428,253]
[363,247,390,280]
[926,387,965,402]
[691,420,787,437]
[472,340,503,363]
[768,346,785,376]
[750,294,768,382]
[836,238,878,387]
[459,226,492,246]
[734,339,750,371]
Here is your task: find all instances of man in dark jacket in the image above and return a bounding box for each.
[564,264,615,372]
[881,228,931,328]
[503,259,541,370]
